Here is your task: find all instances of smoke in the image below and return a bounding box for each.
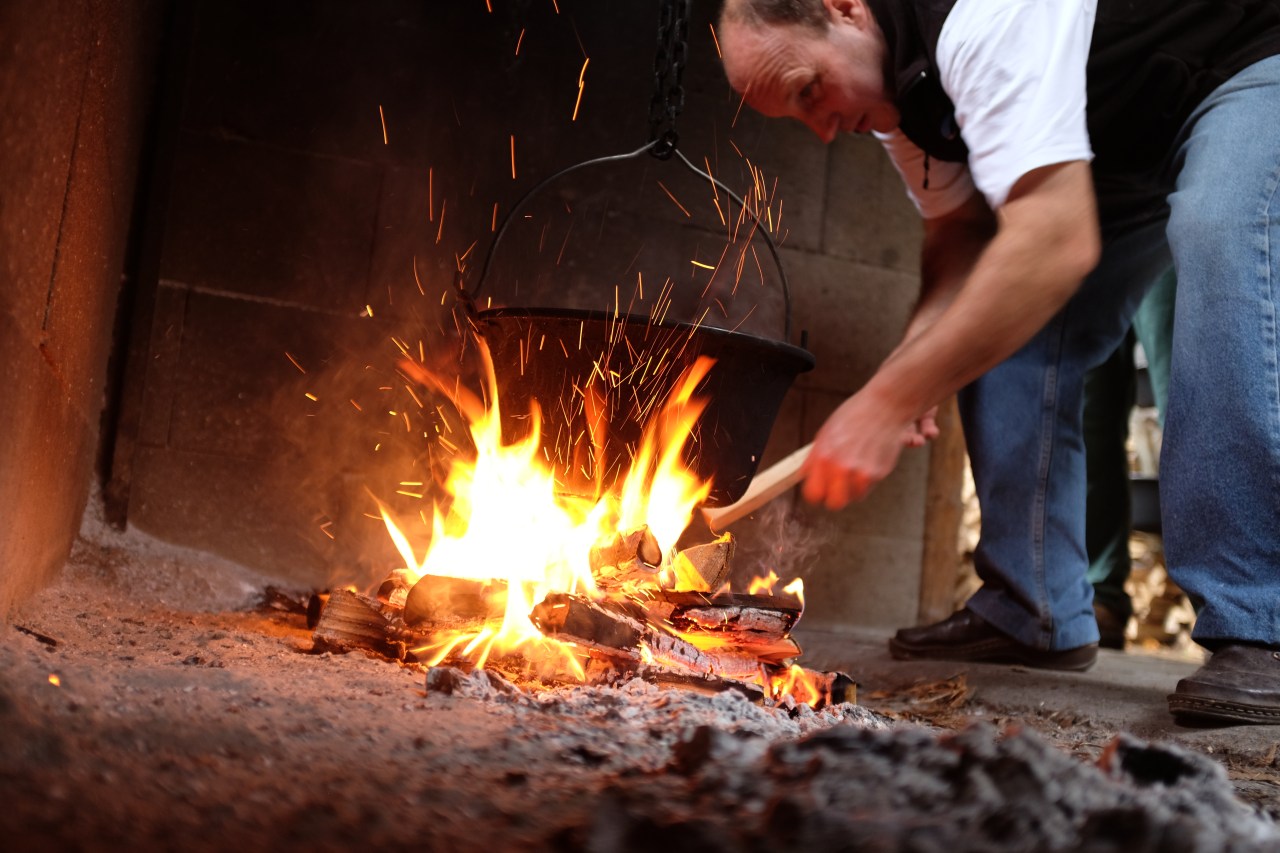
[725,498,829,592]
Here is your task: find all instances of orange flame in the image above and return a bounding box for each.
[769,664,823,707]
[381,337,714,674]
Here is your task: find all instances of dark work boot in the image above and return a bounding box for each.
[1168,644,1280,725]
[890,609,1098,672]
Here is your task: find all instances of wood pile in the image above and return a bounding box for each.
[308,529,856,708]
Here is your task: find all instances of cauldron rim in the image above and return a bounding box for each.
[475,305,815,372]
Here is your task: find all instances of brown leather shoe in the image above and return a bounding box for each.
[1168,644,1280,725]
[889,608,1098,672]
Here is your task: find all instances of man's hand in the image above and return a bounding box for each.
[906,405,940,447]
[801,389,935,509]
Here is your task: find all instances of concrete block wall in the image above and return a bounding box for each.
[118,0,929,630]
[0,0,165,617]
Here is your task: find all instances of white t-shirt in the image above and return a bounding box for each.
[874,0,1097,218]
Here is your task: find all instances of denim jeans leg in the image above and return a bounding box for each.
[961,220,1171,650]
[1161,56,1280,648]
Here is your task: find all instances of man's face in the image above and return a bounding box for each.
[720,5,896,143]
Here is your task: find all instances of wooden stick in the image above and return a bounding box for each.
[701,443,812,531]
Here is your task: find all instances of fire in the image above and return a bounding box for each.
[380,336,713,672]
[768,664,823,706]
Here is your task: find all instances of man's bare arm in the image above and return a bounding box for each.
[802,160,1100,508]
[900,190,997,349]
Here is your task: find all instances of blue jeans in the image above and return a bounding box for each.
[1162,56,1280,649]
[959,55,1280,651]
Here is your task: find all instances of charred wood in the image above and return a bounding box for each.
[642,591,802,652]
[764,664,859,709]
[312,588,401,655]
[529,593,646,653]
[633,664,765,702]
[403,575,507,629]
[530,593,775,682]
[377,569,416,608]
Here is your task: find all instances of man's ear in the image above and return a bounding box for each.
[823,0,868,28]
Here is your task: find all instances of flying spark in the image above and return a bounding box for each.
[572,57,590,121]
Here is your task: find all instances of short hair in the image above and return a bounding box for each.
[721,0,829,31]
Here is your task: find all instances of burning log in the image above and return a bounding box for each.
[668,534,733,592]
[633,664,766,702]
[376,569,416,608]
[529,593,646,653]
[765,665,859,708]
[640,590,803,662]
[529,593,774,683]
[311,588,413,658]
[589,526,663,590]
[403,575,507,629]
[653,590,801,636]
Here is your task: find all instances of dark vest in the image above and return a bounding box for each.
[865,0,1280,225]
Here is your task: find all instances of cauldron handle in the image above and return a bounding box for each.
[466,139,797,343]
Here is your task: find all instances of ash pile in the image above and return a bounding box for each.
[428,668,1280,852]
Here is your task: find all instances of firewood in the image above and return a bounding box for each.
[529,593,774,681]
[633,664,765,702]
[311,588,401,655]
[641,632,771,681]
[589,526,662,570]
[764,664,858,709]
[376,569,416,608]
[529,593,646,652]
[644,591,802,640]
[668,534,733,592]
[403,575,507,629]
[590,526,664,590]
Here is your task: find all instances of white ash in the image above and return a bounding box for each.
[420,667,1279,852]
[572,723,1280,852]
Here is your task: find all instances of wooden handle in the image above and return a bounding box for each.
[701,443,812,531]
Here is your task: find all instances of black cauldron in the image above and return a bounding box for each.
[475,306,813,507]
[465,142,814,507]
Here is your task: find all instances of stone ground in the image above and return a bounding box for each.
[3,505,1279,852]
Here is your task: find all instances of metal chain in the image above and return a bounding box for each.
[648,0,691,158]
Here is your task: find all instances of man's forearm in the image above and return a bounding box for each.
[873,161,1100,422]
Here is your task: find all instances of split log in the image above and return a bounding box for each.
[311,588,410,657]
[668,534,733,592]
[529,593,646,652]
[643,590,802,648]
[633,664,765,702]
[590,526,663,590]
[642,632,771,682]
[403,575,507,629]
[529,593,773,682]
[376,569,416,608]
[590,526,663,569]
[765,664,858,709]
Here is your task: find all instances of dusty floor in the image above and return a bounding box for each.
[4,507,1280,851]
